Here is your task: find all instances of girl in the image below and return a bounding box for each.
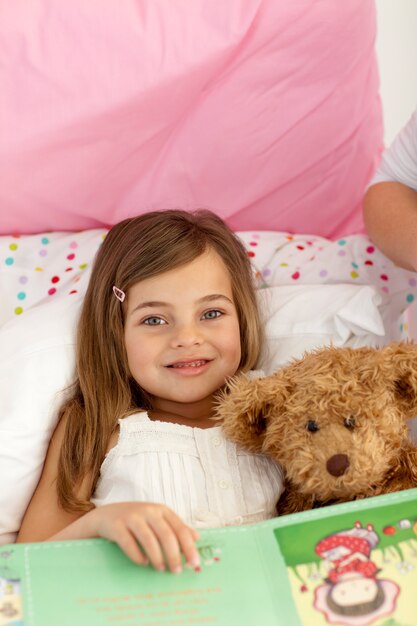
[17,209,284,574]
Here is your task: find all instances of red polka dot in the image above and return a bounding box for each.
[296,245,304,250]
[380,274,388,281]
[51,276,60,284]
[48,288,56,296]
[364,260,373,266]
[65,267,73,272]
[69,290,78,295]
[249,241,258,247]
[291,272,300,280]
[67,253,75,260]
[247,251,255,258]
[366,246,375,254]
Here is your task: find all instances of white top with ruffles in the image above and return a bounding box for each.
[91,412,284,528]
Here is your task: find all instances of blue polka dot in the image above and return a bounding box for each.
[406,294,415,303]
[5,257,14,266]
[41,237,50,245]
[351,262,359,269]
[338,240,347,246]
[17,292,26,300]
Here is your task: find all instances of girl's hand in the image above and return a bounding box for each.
[87,502,200,573]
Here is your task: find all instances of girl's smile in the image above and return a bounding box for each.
[123,248,241,423]
[166,358,212,374]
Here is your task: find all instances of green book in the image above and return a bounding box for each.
[1,489,417,626]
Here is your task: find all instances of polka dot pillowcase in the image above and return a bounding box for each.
[0,229,415,333]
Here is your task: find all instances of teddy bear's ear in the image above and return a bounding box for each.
[381,342,417,419]
[215,372,290,453]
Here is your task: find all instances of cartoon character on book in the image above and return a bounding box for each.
[313,521,400,626]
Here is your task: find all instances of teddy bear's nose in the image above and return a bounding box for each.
[326,454,350,477]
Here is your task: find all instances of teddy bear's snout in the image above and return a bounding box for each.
[326,453,350,477]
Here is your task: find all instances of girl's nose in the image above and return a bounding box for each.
[171,322,203,348]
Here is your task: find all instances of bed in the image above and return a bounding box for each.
[0,0,416,545]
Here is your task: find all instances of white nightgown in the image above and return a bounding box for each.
[91,412,284,528]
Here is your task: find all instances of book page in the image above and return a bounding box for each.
[0,526,293,626]
[270,491,417,626]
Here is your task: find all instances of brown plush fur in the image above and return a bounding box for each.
[217,342,417,514]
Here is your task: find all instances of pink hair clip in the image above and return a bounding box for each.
[112,286,126,303]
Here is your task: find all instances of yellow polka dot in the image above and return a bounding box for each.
[9,243,18,251]
[14,307,23,315]
[280,263,289,267]
[350,271,359,279]
[404,323,409,332]
[35,267,44,271]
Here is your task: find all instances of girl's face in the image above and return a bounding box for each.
[123,248,241,420]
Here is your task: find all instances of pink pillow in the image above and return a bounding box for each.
[0,0,382,237]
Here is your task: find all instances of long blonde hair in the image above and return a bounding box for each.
[57,209,263,511]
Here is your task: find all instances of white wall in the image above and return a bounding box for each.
[375,0,417,145]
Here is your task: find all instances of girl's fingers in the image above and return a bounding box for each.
[169,519,200,570]
[147,516,184,573]
[113,527,149,566]
[159,509,200,570]
[127,517,167,572]
[95,503,200,573]
[180,527,201,569]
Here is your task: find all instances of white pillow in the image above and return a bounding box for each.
[257,284,385,374]
[0,297,79,544]
[0,281,387,544]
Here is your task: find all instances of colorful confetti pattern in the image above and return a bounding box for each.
[1,230,416,339]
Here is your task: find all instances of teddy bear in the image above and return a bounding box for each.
[217,342,417,515]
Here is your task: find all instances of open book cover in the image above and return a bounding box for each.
[1,489,417,626]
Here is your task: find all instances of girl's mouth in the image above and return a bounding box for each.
[168,359,210,369]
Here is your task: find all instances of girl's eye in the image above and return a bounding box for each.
[143,317,166,326]
[202,309,222,320]
[306,420,319,433]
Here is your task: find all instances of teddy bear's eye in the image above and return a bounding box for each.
[306,420,319,433]
[344,415,356,429]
